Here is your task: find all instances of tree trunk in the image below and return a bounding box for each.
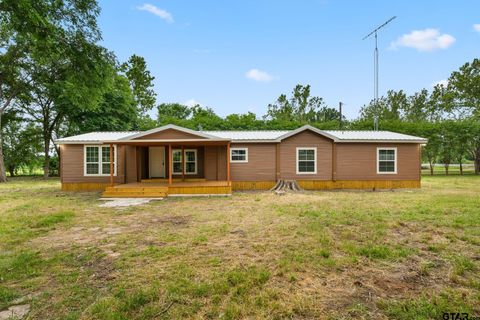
[428,159,434,176]
[459,161,463,175]
[43,132,50,179]
[445,164,449,175]
[476,148,480,175]
[8,165,14,177]
[0,111,7,182]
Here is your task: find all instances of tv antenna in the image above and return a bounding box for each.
[362,16,396,130]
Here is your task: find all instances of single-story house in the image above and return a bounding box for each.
[54,124,427,197]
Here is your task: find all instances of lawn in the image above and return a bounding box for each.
[0,177,479,319]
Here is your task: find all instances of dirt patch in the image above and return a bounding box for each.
[151,214,191,226]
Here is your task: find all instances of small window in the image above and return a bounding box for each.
[230,148,248,163]
[377,148,397,174]
[84,145,116,176]
[172,149,197,175]
[296,147,317,174]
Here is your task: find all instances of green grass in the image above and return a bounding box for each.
[0,176,479,319]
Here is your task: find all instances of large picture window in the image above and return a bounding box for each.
[172,149,197,175]
[296,147,317,174]
[230,148,248,163]
[377,147,397,174]
[84,145,116,176]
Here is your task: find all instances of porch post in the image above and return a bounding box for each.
[109,143,114,186]
[227,142,231,186]
[181,145,185,181]
[168,144,173,186]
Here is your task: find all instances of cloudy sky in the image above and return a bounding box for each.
[98,0,480,119]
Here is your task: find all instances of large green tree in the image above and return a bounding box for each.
[265,85,338,124]
[0,0,106,180]
[121,55,157,129]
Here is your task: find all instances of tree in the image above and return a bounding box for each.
[157,103,192,127]
[359,90,407,121]
[224,112,263,129]
[72,74,137,132]
[0,0,105,181]
[2,111,41,176]
[265,85,329,124]
[121,55,157,129]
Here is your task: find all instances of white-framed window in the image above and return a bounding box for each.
[84,145,116,176]
[377,147,397,174]
[172,150,183,174]
[296,147,317,174]
[172,149,197,175]
[230,148,248,163]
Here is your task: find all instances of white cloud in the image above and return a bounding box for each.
[245,69,273,82]
[432,79,448,88]
[474,24,480,32]
[390,28,455,51]
[184,99,202,107]
[137,4,174,23]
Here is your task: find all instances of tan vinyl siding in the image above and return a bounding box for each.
[204,146,227,181]
[60,144,125,183]
[279,130,333,180]
[134,128,206,140]
[125,145,137,183]
[335,143,420,180]
[230,143,276,181]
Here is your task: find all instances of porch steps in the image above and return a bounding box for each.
[141,178,207,183]
[102,186,168,198]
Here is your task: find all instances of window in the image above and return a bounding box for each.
[172,150,183,174]
[377,147,397,174]
[296,147,317,174]
[230,148,248,163]
[172,149,197,175]
[84,145,116,176]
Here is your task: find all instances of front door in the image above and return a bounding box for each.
[149,147,165,178]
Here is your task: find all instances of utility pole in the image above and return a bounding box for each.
[362,16,396,131]
[339,102,343,130]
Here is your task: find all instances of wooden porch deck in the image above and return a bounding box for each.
[102,180,232,198]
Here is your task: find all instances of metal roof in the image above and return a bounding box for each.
[201,130,289,141]
[324,130,427,142]
[55,126,427,144]
[55,131,140,144]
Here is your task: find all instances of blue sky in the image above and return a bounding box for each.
[98,0,480,119]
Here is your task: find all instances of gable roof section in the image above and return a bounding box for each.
[276,125,338,141]
[120,124,226,141]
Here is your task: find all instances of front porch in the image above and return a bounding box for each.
[102,179,232,198]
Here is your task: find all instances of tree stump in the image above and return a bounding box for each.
[270,180,303,193]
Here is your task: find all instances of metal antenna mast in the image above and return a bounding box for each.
[362,16,396,131]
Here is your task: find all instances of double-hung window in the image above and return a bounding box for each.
[84,145,116,176]
[377,147,397,174]
[230,148,248,163]
[296,147,317,174]
[172,149,197,175]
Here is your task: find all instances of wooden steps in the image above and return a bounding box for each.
[141,178,207,183]
[102,186,168,198]
[101,182,232,198]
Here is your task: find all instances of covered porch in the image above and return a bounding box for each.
[103,141,233,197]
